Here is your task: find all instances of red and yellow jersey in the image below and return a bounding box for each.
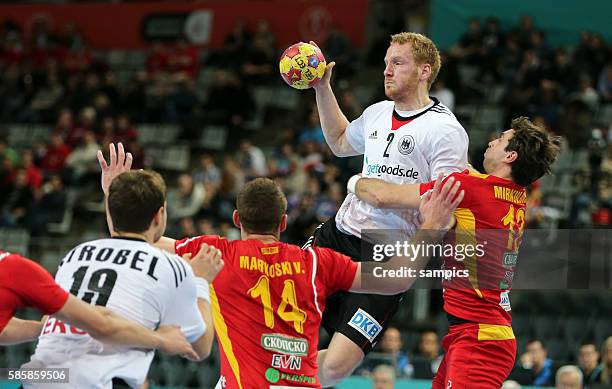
[175,236,358,389]
[420,169,526,327]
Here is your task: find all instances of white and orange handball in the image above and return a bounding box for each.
[279,42,326,89]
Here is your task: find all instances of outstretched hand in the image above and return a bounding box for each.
[156,325,199,361]
[97,142,133,196]
[309,41,335,91]
[419,173,464,231]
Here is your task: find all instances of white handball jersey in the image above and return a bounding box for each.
[23,237,205,389]
[336,97,469,238]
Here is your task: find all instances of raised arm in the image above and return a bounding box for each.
[98,143,177,254]
[351,175,422,209]
[98,142,133,236]
[311,43,358,157]
[349,174,463,294]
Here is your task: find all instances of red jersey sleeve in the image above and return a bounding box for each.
[175,235,226,257]
[419,180,436,195]
[419,171,472,208]
[174,234,232,268]
[313,247,358,295]
[12,256,69,314]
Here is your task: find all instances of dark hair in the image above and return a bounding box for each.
[420,329,438,336]
[236,178,287,234]
[108,170,166,233]
[579,340,598,349]
[506,116,562,187]
[527,338,546,349]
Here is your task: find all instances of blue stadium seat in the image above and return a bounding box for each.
[147,144,191,171]
[0,228,30,256]
[595,104,612,126]
[401,330,421,355]
[7,124,50,148]
[545,338,569,362]
[563,316,593,344]
[138,124,180,146]
[199,125,229,150]
[593,318,612,344]
[511,314,532,338]
[532,315,562,339]
[126,50,146,70]
[160,359,188,386]
[106,50,129,68]
[474,106,503,131]
[47,189,78,235]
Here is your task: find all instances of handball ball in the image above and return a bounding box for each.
[279,42,326,90]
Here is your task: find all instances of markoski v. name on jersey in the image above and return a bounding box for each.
[337,97,469,238]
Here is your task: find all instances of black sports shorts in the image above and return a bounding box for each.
[306,217,403,354]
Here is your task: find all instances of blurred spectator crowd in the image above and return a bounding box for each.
[0,16,362,239]
[440,15,612,229]
[1,14,611,240]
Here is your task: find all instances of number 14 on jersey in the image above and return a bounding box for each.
[248,275,307,334]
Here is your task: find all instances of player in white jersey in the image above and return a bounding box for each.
[23,153,223,389]
[310,32,469,385]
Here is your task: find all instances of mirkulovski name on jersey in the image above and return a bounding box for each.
[364,157,420,179]
[59,244,160,281]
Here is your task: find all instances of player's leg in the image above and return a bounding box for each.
[306,218,401,384]
[431,333,452,389]
[431,354,448,389]
[435,325,473,388]
[320,292,402,385]
[439,324,516,389]
[318,332,365,387]
[460,337,516,389]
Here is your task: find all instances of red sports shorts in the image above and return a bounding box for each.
[432,322,516,389]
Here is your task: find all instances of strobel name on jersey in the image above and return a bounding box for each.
[60,243,160,281]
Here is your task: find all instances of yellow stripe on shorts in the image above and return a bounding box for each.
[477,324,515,341]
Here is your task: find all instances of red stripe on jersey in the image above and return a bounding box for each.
[391,115,412,131]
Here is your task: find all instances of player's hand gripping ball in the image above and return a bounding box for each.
[279,42,326,89]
